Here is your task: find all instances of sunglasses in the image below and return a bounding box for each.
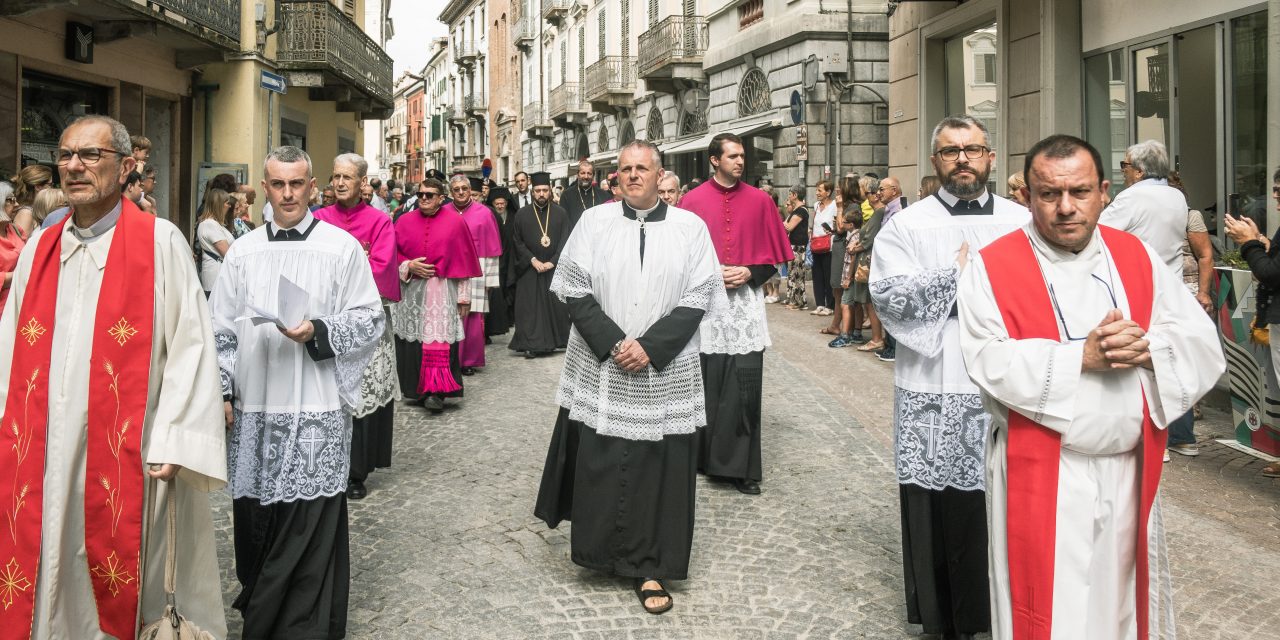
[417,191,441,199]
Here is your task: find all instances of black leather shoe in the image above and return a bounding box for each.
[347,480,367,500]
[733,479,761,495]
[423,395,445,412]
[461,367,477,376]
[523,351,538,359]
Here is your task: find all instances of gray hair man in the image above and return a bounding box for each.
[658,172,681,206]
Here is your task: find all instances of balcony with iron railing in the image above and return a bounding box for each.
[97,0,240,51]
[548,83,588,125]
[453,154,482,173]
[585,56,637,114]
[455,43,479,66]
[638,15,709,93]
[514,14,535,49]
[523,102,553,137]
[464,92,488,114]
[276,0,394,117]
[541,0,572,24]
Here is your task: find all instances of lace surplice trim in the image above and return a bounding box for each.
[550,259,592,302]
[555,335,707,441]
[870,267,958,357]
[228,409,351,504]
[215,330,238,397]
[392,279,465,343]
[321,306,383,410]
[352,319,400,418]
[700,281,769,355]
[893,387,989,491]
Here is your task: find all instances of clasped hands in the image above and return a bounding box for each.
[532,258,555,273]
[1081,309,1152,372]
[407,257,437,279]
[721,265,751,289]
[614,339,650,372]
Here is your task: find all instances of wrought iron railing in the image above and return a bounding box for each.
[523,102,547,130]
[276,0,394,107]
[585,56,637,102]
[145,0,241,43]
[455,43,479,63]
[454,154,482,172]
[548,83,586,118]
[464,92,488,112]
[638,15,708,78]
[514,15,535,46]
[541,0,572,21]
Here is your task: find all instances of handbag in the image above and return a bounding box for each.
[810,233,832,254]
[139,479,217,640]
[854,256,871,284]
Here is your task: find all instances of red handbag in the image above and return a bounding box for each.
[810,234,832,254]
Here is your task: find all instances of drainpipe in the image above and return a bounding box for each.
[195,82,219,163]
[1269,0,1280,232]
[834,83,842,178]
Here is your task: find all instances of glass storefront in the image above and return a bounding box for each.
[943,22,998,192]
[20,72,109,172]
[1229,11,1268,231]
[1084,49,1127,199]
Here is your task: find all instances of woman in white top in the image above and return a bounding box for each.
[196,187,235,294]
[810,180,838,316]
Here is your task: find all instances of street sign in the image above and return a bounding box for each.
[796,124,808,162]
[789,91,804,125]
[260,70,287,94]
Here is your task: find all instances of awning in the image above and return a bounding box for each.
[658,113,783,157]
[548,162,569,181]
[587,150,618,167]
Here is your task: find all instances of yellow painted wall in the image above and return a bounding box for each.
[281,89,366,179]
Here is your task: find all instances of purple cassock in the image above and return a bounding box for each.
[314,201,401,301]
[442,199,502,368]
[679,179,794,267]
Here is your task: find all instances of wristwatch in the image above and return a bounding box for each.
[610,340,624,356]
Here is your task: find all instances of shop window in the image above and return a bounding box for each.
[281,117,307,151]
[1230,11,1268,228]
[20,71,108,170]
[943,23,998,147]
[1084,51,1128,199]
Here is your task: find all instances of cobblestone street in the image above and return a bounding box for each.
[211,305,1280,639]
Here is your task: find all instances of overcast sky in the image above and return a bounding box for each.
[385,2,449,76]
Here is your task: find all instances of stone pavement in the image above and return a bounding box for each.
[210,304,1280,638]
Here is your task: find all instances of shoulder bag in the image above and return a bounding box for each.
[139,478,217,640]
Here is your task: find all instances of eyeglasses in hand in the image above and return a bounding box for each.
[1049,274,1118,341]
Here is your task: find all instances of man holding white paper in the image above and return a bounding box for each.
[209,146,383,639]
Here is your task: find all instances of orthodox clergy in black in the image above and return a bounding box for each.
[484,187,516,337]
[509,172,571,355]
[560,160,610,227]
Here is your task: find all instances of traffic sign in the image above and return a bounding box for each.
[789,91,804,125]
[260,70,287,94]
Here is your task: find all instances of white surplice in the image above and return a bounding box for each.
[0,207,229,639]
[869,190,1030,490]
[210,216,383,505]
[957,225,1225,640]
[550,201,727,441]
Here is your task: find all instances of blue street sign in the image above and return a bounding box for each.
[260,70,287,94]
[790,90,803,125]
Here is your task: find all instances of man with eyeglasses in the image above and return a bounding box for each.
[390,177,480,413]
[871,176,904,362]
[443,176,503,375]
[0,115,228,636]
[869,115,1029,639]
[958,134,1223,639]
[508,171,571,358]
[314,153,401,501]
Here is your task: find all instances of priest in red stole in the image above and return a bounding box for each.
[958,135,1224,639]
[0,115,227,638]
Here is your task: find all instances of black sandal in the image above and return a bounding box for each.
[634,577,673,615]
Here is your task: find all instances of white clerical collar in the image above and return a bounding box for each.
[936,187,990,208]
[269,211,316,234]
[70,200,124,241]
[1025,224,1102,264]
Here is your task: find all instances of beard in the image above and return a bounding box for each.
[942,165,990,198]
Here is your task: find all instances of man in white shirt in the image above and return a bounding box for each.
[1099,139,1201,458]
[513,171,532,210]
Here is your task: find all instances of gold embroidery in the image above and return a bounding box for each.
[89,550,135,597]
[100,362,128,536]
[6,370,37,545]
[18,319,45,347]
[107,318,137,347]
[0,557,31,610]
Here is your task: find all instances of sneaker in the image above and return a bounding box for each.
[848,332,868,344]
[1168,443,1200,457]
[828,334,854,348]
[1163,450,1171,463]
[816,307,834,316]
[876,350,896,362]
[764,295,779,304]
[810,306,826,315]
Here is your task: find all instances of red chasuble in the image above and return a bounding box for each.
[980,226,1164,640]
[0,198,155,640]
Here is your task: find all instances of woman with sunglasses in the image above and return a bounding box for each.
[0,181,26,314]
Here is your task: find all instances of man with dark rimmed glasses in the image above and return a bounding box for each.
[868,114,1030,639]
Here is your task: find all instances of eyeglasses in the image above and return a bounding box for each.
[1119,161,1134,171]
[417,191,441,199]
[933,145,989,162]
[1271,186,1280,196]
[1049,274,1117,341]
[52,147,123,166]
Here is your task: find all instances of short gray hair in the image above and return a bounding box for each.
[788,184,806,202]
[264,146,313,177]
[619,140,663,168]
[449,174,469,188]
[1126,140,1169,179]
[930,115,990,152]
[333,153,368,178]
[659,172,681,187]
[67,115,132,155]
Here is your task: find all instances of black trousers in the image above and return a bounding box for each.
[812,251,835,309]
[899,484,991,635]
[698,351,764,482]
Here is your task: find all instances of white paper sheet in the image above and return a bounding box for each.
[238,274,310,329]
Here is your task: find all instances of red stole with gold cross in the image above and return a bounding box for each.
[980,225,1165,640]
[0,197,155,639]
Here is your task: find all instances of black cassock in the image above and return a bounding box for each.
[485,207,515,336]
[509,201,571,353]
[559,183,610,227]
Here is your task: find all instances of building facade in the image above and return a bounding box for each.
[441,0,489,177]
[888,0,1277,234]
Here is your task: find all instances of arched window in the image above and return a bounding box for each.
[736,67,771,117]
[681,106,707,136]
[618,120,635,146]
[597,123,610,152]
[646,107,665,141]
